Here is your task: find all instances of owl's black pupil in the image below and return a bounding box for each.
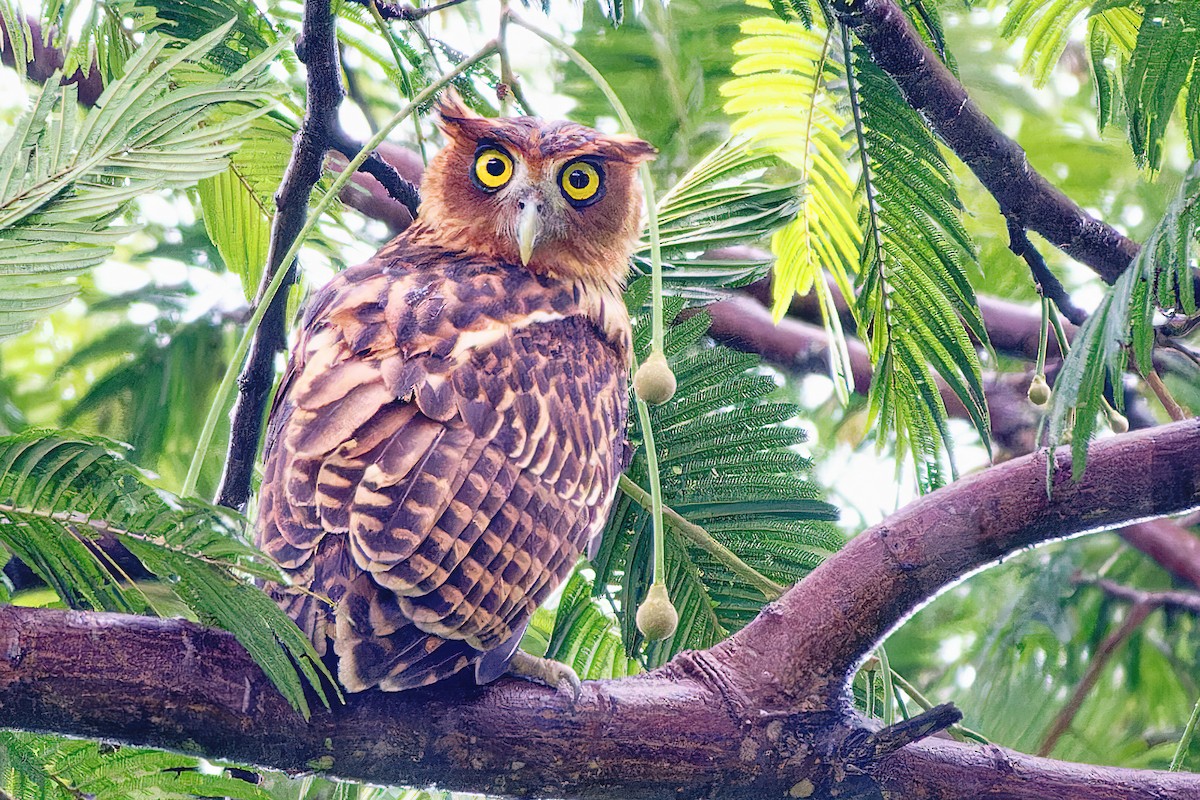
[568,169,590,190]
[486,158,506,177]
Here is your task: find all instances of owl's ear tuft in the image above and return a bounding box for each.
[600,134,658,164]
[435,89,483,140]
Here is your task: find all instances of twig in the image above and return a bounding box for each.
[1038,600,1154,756]
[358,0,471,22]
[617,474,786,601]
[887,668,990,744]
[1083,576,1200,616]
[846,704,962,764]
[328,129,421,214]
[1146,369,1187,421]
[1007,220,1088,327]
[209,0,343,509]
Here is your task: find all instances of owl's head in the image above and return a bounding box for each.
[409,92,656,285]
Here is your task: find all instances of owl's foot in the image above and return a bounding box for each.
[507,650,582,700]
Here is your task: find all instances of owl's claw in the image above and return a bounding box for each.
[507,650,582,701]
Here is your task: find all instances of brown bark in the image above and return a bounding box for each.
[2,420,1198,798]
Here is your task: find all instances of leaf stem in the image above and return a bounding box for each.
[1171,693,1200,771]
[512,11,670,586]
[182,41,499,498]
[617,474,785,601]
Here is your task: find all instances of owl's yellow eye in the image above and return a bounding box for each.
[473,148,513,191]
[559,160,604,206]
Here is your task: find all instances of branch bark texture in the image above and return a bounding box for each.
[2,421,1198,798]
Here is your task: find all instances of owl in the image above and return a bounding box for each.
[255,93,656,692]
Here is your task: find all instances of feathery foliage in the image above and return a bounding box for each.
[0,431,335,716]
[0,24,283,339]
[544,570,641,680]
[721,7,859,399]
[1048,159,1200,475]
[632,137,801,298]
[998,1,1200,172]
[849,46,990,489]
[0,731,268,800]
[595,287,840,667]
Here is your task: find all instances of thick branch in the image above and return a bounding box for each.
[710,418,1200,710]
[2,423,1199,798]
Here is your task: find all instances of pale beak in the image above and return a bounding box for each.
[516,199,542,266]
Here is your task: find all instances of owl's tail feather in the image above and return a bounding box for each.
[334,573,479,692]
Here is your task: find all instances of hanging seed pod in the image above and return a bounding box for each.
[1108,409,1129,433]
[634,350,676,405]
[636,582,678,641]
[1028,373,1052,406]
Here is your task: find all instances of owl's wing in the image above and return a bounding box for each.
[256,258,629,691]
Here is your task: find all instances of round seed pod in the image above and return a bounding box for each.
[1108,410,1129,433]
[636,583,678,641]
[1028,373,1052,407]
[634,351,677,405]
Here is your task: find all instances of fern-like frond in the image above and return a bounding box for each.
[0,732,268,800]
[850,48,991,489]
[0,25,285,340]
[0,431,335,717]
[632,137,801,298]
[594,294,840,667]
[1048,158,1200,475]
[544,570,641,680]
[1123,2,1200,171]
[721,7,859,401]
[1001,0,1094,88]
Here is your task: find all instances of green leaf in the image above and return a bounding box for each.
[595,300,841,666]
[720,10,861,399]
[0,431,336,716]
[0,731,269,800]
[1124,2,1200,171]
[0,24,285,340]
[544,570,640,680]
[1048,158,1200,476]
[850,47,991,489]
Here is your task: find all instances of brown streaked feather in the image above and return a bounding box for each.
[255,239,629,692]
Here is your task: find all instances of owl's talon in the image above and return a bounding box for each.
[507,650,582,701]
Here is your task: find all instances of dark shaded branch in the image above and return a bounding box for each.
[1084,576,1200,616]
[1038,600,1155,756]
[0,17,104,106]
[2,422,1199,798]
[701,292,1042,454]
[328,129,420,215]
[330,141,424,234]
[833,0,1140,284]
[1008,219,1089,326]
[216,0,344,511]
[355,0,471,22]
[1119,518,1200,591]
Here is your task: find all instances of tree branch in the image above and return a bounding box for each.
[833,0,1140,284]
[1038,600,1155,756]
[2,421,1199,798]
[215,0,343,511]
[1008,220,1089,327]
